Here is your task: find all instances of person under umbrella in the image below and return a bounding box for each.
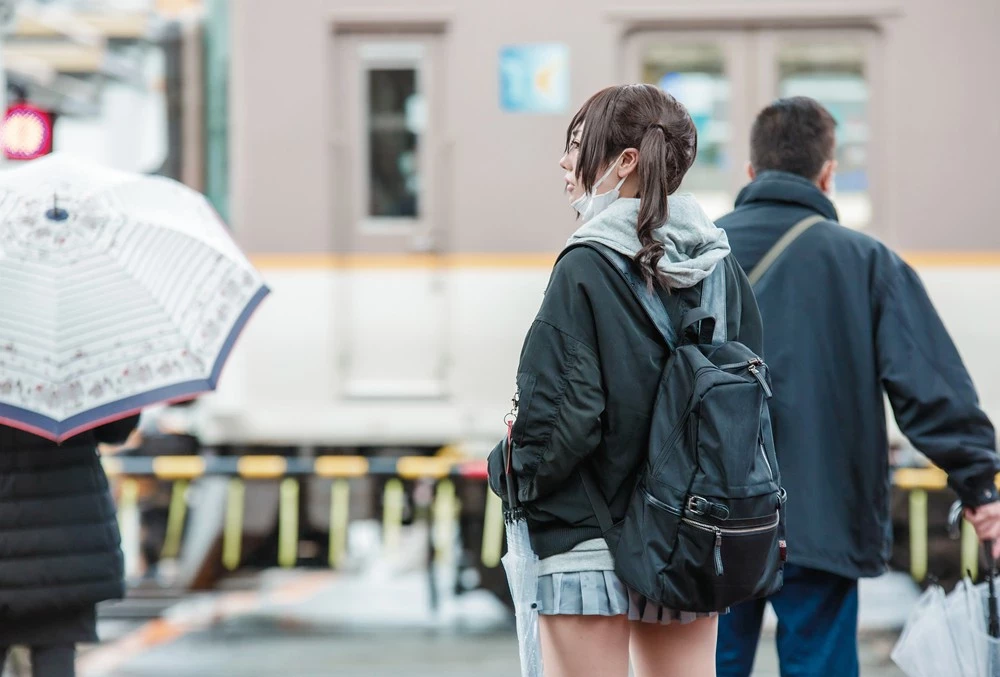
[0,153,267,676]
[0,416,139,677]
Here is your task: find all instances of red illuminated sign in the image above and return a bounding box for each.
[1,102,54,161]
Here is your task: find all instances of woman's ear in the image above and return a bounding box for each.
[618,148,640,178]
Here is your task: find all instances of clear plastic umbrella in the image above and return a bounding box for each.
[893,557,1000,676]
[501,420,544,677]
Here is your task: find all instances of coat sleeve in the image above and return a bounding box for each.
[93,415,142,445]
[487,258,605,505]
[875,255,1000,507]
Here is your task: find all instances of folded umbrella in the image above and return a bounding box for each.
[0,153,269,442]
[501,418,544,677]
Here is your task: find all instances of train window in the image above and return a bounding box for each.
[777,42,871,229]
[641,43,733,219]
[361,44,425,221]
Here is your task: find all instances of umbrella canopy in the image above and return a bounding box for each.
[0,153,268,442]
[893,578,1000,677]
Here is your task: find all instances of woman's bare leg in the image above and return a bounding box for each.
[539,614,631,677]
[630,616,719,677]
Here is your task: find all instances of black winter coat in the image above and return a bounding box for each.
[0,416,138,629]
[719,171,1000,579]
[487,246,762,559]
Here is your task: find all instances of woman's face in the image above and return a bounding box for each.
[559,124,585,203]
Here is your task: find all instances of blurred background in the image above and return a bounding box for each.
[1,0,999,674]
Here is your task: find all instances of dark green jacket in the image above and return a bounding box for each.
[488,246,762,558]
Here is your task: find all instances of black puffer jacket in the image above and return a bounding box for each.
[0,416,138,621]
[488,247,762,559]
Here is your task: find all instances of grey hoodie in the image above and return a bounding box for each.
[565,194,730,289]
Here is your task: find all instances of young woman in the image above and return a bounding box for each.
[488,84,763,677]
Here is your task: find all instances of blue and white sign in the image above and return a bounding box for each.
[659,71,714,136]
[499,44,570,114]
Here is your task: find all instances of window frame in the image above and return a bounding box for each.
[357,41,428,232]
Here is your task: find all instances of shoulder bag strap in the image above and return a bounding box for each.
[747,214,825,286]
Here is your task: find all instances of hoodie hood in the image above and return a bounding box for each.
[565,194,730,289]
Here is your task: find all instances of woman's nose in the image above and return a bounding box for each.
[558,153,571,171]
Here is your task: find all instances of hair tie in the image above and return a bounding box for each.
[647,123,668,137]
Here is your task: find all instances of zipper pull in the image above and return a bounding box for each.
[714,528,724,576]
[779,539,788,563]
[748,361,772,398]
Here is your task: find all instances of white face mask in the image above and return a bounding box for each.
[571,153,626,222]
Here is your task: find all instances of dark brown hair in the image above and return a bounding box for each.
[566,84,697,288]
[750,97,837,180]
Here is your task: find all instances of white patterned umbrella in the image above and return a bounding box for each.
[0,153,269,442]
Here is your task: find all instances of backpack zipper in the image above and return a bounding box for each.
[681,513,780,577]
[717,358,772,398]
[759,442,774,482]
[747,360,772,398]
[641,489,780,576]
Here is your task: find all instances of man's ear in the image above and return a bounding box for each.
[817,159,838,193]
[746,162,756,181]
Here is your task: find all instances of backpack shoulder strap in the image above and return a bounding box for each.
[562,242,677,349]
[747,214,825,286]
[579,468,614,534]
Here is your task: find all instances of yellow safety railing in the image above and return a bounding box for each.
[894,467,993,581]
[104,454,491,574]
[109,456,993,583]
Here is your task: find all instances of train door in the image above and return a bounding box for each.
[627,28,880,233]
[333,33,450,400]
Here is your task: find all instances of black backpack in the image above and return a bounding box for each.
[572,242,786,613]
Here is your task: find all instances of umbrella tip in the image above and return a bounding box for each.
[46,194,68,221]
[45,207,69,222]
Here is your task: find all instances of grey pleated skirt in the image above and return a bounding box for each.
[536,570,718,625]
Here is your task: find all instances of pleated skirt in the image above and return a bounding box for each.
[536,570,718,625]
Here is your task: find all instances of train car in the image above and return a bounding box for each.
[204,0,1000,456]
[142,0,1000,590]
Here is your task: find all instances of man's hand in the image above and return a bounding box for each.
[965,502,1000,559]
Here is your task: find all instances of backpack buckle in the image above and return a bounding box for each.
[686,495,710,516]
[687,495,731,520]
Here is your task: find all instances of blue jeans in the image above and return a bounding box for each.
[716,564,859,677]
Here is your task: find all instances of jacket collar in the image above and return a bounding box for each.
[734,171,839,222]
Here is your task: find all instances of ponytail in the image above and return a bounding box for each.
[565,85,699,291]
[635,124,671,290]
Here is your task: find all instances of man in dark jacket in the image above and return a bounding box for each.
[715,97,1000,677]
[0,416,138,677]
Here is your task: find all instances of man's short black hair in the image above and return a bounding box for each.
[750,97,837,181]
